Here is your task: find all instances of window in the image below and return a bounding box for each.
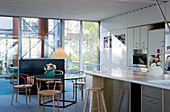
[0,17,18,75]
[64,20,99,73]
[65,20,80,73]
[83,21,99,71]
[22,18,61,58]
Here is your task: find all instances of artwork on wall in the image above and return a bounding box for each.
[114,34,125,45]
[104,36,112,48]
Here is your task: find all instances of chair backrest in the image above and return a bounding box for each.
[72,71,85,82]
[10,73,28,87]
[36,79,63,94]
[72,71,84,75]
[54,70,64,74]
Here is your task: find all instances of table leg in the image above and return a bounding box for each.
[75,79,77,102]
[63,79,65,107]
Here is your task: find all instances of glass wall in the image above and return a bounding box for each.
[64,20,80,73]
[22,18,39,58]
[22,18,61,58]
[0,16,99,75]
[64,20,99,73]
[0,16,99,96]
[82,21,99,71]
[0,17,18,75]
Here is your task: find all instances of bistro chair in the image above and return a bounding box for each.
[36,78,63,112]
[10,73,32,105]
[46,70,63,90]
[72,71,85,100]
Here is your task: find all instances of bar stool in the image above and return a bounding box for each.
[83,87,107,112]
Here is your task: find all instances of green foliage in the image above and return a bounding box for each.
[65,21,99,70]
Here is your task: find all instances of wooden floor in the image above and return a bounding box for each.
[0,90,85,112]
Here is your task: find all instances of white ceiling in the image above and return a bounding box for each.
[0,0,168,21]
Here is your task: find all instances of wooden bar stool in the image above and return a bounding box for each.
[83,87,107,112]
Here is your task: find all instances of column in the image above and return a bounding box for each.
[38,18,48,58]
[80,21,83,71]
[13,17,19,66]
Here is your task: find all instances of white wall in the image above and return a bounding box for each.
[100,14,128,71]
[100,2,169,71]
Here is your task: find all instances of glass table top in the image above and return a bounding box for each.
[31,74,84,80]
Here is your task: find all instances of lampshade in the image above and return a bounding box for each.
[50,47,69,58]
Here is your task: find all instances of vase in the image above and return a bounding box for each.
[46,70,55,77]
[149,65,163,77]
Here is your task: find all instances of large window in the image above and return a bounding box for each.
[0,17,18,75]
[83,21,99,71]
[22,18,61,58]
[64,20,99,73]
[22,18,39,58]
[65,20,80,73]
[0,16,99,75]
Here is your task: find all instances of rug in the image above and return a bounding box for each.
[0,78,82,95]
[0,78,13,95]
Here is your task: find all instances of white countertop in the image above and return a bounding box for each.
[85,70,170,90]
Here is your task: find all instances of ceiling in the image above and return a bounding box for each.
[0,0,168,21]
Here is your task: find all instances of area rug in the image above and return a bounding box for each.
[0,78,13,95]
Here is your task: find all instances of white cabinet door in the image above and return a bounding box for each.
[141,26,148,49]
[127,28,133,66]
[134,27,140,49]
[148,29,165,70]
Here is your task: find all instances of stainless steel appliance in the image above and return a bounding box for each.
[133,49,147,67]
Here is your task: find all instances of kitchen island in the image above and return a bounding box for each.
[85,70,170,112]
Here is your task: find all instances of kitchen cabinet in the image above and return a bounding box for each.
[142,96,161,112]
[142,85,162,112]
[127,28,134,66]
[133,26,148,49]
[141,26,148,49]
[164,90,170,112]
[134,27,140,49]
[127,26,148,67]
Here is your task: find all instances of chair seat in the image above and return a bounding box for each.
[74,82,86,85]
[46,81,62,84]
[55,81,62,84]
[39,90,62,96]
[14,84,32,88]
[86,87,103,91]
[46,81,54,83]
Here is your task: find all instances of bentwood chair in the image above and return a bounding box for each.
[10,73,32,105]
[36,78,63,112]
[46,70,63,90]
[72,71,85,100]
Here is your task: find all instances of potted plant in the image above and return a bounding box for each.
[44,63,56,77]
[148,49,163,77]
